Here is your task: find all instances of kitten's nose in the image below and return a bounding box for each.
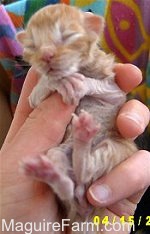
[41,52,54,63]
[40,46,55,63]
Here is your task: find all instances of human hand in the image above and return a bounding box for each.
[87,64,150,233]
[0,68,76,234]
[0,64,149,234]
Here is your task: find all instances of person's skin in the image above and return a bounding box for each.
[0,64,150,234]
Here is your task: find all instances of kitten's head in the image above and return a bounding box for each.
[17,4,104,79]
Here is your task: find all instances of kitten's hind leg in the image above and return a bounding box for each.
[72,110,137,184]
[21,149,74,201]
[73,137,137,186]
[72,110,100,184]
[91,137,137,179]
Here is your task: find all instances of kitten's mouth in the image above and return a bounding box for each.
[48,68,54,72]
[47,67,56,74]
[47,67,62,74]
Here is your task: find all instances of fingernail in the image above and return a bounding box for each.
[89,184,112,203]
[120,113,145,131]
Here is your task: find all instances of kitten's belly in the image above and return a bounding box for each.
[75,96,121,146]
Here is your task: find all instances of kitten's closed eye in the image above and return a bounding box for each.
[24,39,36,50]
[62,32,83,44]
[26,44,36,50]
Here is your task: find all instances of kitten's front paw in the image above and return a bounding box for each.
[28,90,43,108]
[57,73,87,105]
[28,89,47,108]
[72,110,100,142]
[28,94,39,108]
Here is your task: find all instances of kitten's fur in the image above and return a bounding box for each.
[17,4,137,233]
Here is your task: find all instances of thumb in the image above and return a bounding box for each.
[87,150,150,209]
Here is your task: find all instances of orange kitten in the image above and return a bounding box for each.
[17,4,137,233]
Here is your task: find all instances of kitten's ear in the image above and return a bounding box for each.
[16,30,26,44]
[84,13,105,35]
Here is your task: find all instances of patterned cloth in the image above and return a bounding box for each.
[0,0,150,112]
[0,2,149,233]
[0,4,23,111]
[101,0,150,108]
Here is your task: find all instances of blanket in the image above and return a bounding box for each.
[0,0,150,112]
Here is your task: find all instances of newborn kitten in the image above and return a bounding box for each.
[17,4,137,233]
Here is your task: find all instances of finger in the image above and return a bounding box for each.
[2,92,75,161]
[87,150,150,207]
[105,189,147,218]
[128,188,147,204]
[114,63,142,93]
[116,100,150,138]
[4,68,39,143]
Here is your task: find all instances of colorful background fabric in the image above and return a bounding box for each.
[0,1,150,233]
[101,0,150,108]
[0,0,150,111]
